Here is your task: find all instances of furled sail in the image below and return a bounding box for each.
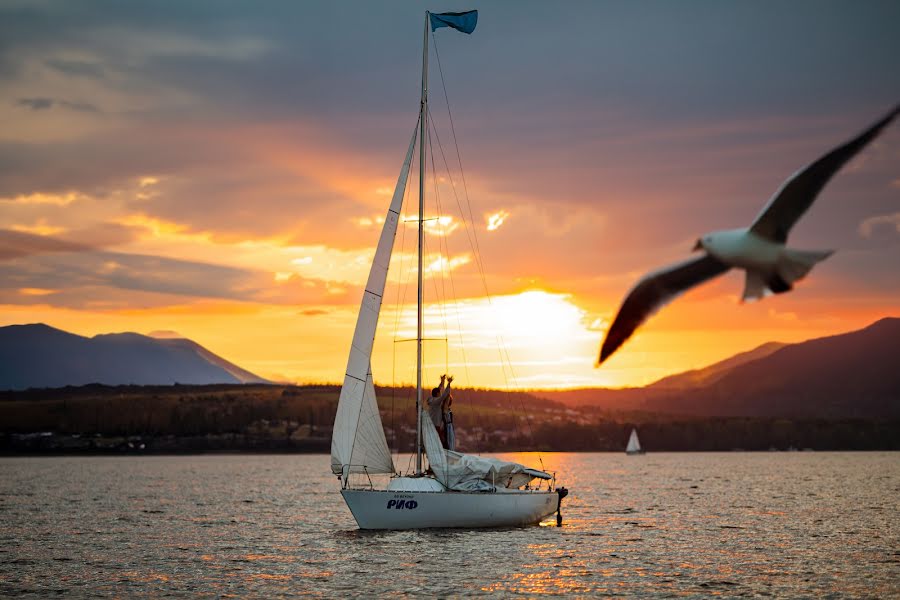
[331,124,418,477]
[421,404,551,491]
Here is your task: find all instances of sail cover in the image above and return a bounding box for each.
[331,124,418,476]
[421,404,551,491]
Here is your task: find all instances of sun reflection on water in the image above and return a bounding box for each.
[1,453,897,597]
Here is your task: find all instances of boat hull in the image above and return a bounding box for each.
[341,488,559,529]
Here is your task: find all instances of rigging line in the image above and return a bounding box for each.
[432,35,489,284]
[427,112,525,431]
[421,233,452,397]
[391,121,419,460]
[427,113,477,421]
[494,335,522,441]
[426,111,488,285]
[434,39,543,459]
[499,337,539,445]
[426,117,517,433]
[426,116,452,361]
[428,110,517,410]
[437,250,477,440]
[428,74,541,461]
[398,136,424,462]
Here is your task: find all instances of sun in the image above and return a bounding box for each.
[487,291,586,344]
[375,290,601,389]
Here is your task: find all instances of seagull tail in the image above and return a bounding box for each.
[773,248,835,292]
[742,270,771,302]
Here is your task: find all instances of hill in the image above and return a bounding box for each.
[0,324,269,390]
[648,341,786,390]
[646,317,900,418]
[537,317,900,418]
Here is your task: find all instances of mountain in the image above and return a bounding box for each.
[536,317,900,418]
[646,317,900,418]
[648,341,786,390]
[0,323,269,390]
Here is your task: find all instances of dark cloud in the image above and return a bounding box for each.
[3,2,898,198]
[44,58,106,79]
[16,97,53,110]
[0,1,897,313]
[4,2,897,125]
[0,226,138,261]
[0,229,87,259]
[59,100,100,113]
[0,231,353,308]
[14,97,100,113]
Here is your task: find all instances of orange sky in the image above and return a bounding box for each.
[1,2,898,388]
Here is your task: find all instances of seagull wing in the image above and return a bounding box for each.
[750,104,900,243]
[598,254,730,366]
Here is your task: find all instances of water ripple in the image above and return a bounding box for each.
[1,452,898,597]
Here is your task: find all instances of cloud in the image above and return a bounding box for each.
[44,58,106,79]
[859,212,900,238]
[147,329,183,339]
[11,219,65,236]
[14,97,100,112]
[0,225,138,260]
[0,229,359,309]
[0,1,898,387]
[0,249,256,300]
[486,210,509,232]
[16,97,54,110]
[1,191,84,206]
[0,229,86,259]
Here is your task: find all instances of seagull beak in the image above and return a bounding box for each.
[692,239,703,251]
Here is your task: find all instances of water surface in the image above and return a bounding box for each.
[1,452,897,597]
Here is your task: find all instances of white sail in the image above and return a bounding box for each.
[626,428,642,454]
[331,125,418,477]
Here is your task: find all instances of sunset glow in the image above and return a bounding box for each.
[1,3,898,390]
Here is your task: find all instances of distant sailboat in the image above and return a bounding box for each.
[626,428,644,455]
[330,10,567,530]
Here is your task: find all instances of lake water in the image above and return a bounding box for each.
[1,453,898,597]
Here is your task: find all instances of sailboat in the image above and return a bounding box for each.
[330,10,568,530]
[625,428,644,455]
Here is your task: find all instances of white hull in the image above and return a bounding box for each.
[342,488,559,530]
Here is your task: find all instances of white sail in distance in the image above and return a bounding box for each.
[626,429,642,454]
[331,124,418,477]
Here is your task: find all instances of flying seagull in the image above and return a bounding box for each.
[598,103,900,366]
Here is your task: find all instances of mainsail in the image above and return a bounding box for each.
[331,124,418,477]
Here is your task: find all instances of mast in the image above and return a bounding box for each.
[415,12,429,475]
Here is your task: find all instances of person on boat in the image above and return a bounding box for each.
[444,395,456,451]
[428,374,453,447]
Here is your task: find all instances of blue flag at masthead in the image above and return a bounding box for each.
[429,10,478,34]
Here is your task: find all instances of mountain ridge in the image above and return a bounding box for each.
[0,323,269,390]
[535,317,900,418]
[3,318,898,418]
